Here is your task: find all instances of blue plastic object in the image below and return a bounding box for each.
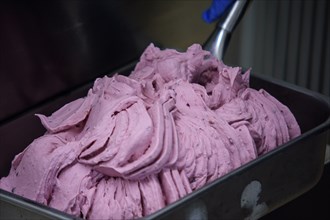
[202,0,235,23]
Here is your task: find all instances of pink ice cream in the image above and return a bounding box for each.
[0,44,300,219]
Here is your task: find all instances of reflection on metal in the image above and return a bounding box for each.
[241,180,268,220]
[184,199,208,220]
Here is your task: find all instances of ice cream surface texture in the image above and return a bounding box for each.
[0,44,300,219]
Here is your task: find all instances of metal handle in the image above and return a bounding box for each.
[203,0,250,61]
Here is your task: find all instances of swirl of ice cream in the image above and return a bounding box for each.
[0,43,300,219]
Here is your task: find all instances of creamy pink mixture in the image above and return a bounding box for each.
[0,44,300,219]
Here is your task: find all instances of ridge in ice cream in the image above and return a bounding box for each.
[0,44,300,219]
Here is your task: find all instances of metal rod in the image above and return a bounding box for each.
[203,0,250,61]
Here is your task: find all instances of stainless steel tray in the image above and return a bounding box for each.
[1,62,329,220]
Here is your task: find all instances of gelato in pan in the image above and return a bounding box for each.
[0,44,301,219]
